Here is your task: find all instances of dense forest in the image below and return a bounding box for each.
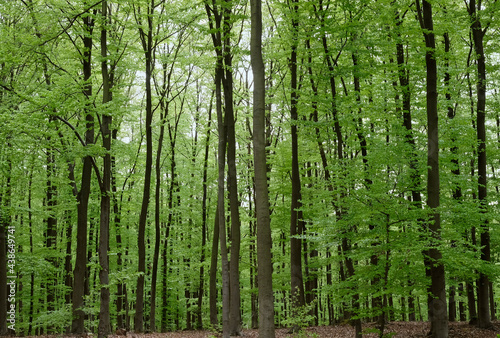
[0,0,499,337]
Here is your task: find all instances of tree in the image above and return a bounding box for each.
[98,1,112,335]
[416,0,448,336]
[133,0,157,331]
[251,0,275,336]
[72,3,96,333]
[289,0,305,316]
[467,0,492,329]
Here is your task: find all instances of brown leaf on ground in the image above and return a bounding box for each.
[19,321,500,338]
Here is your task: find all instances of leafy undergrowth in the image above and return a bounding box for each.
[21,321,500,338]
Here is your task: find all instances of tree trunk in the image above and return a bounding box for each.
[217,66,230,338]
[110,127,126,330]
[219,3,242,333]
[98,2,112,335]
[224,53,242,338]
[251,0,275,336]
[72,11,94,333]
[204,3,230,335]
[468,0,491,329]
[209,205,220,327]
[161,136,178,331]
[416,1,448,336]
[289,0,305,315]
[444,29,459,325]
[198,92,212,330]
[45,126,57,328]
[135,2,154,332]
[149,63,169,335]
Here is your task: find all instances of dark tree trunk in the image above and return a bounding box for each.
[209,205,220,327]
[135,2,154,332]
[458,283,467,321]
[444,29,460,325]
[416,1,448,336]
[468,0,491,329]
[217,69,230,338]
[251,0,275,335]
[64,163,76,309]
[161,137,178,332]
[45,126,57,327]
[198,92,212,330]
[289,0,305,314]
[112,159,125,330]
[98,2,112,335]
[27,172,35,335]
[489,282,495,320]
[72,11,94,333]
[204,3,230,335]
[222,7,242,332]
[149,61,170,335]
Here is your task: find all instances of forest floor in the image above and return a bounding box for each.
[20,321,500,338]
[99,321,500,338]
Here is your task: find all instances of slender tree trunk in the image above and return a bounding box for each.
[209,205,220,327]
[135,2,154,331]
[444,29,460,324]
[416,1,448,336]
[198,92,212,330]
[204,3,230,335]
[161,140,178,332]
[458,283,467,321]
[149,66,169,335]
[26,170,35,335]
[72,11,94,333]
[64,163,76,309]
[217,70,230,338]
[45,125,57,328]
[98,2,112,335]
[251,0,275,335]
[112,150,125,330]
[289,0,305,315]
[219,3,242,332]
[468,0,491,328]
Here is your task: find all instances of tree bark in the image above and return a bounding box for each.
[289,0,305,314]
[219,2,242,332]
[468,0,491,328]
[134,2,154,331]
[72,10,94,333]
[198,91,212,330]
[45,122,57,327]
[209,205,220,327]
[251,0,276,336]
[204,3,231,335]
[444,29,460,324]
[98,2,112,335]
[416,1,448,336]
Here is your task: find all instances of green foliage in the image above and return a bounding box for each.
[283,300,318,332]
[33,304,72,333]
